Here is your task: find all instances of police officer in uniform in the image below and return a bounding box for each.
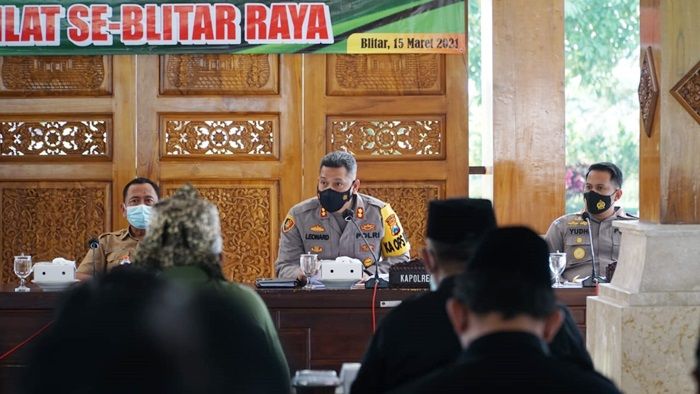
[275,151,410,279]
[545,162,636,281]
[76,177,160,280]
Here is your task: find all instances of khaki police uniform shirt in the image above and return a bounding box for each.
[76,228,140,275]
[544,207,636,281]
[275,193,411,279]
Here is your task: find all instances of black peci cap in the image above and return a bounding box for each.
[426,198,496,244]
[467,226,551,287]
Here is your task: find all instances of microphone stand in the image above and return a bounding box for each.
[88,237,100,279]
[581,212,607,287]
[343,208,388,289]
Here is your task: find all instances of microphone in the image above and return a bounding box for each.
[580,212,607,287]
[87,236,100,277]
[87,237,99,249]
[343,208,389,289]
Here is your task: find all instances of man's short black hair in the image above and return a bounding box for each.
[586,162,623,189]
[453,226,556,320]
[123,177,160,201]
[319,151,357,177]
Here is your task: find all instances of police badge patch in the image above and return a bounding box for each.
[282,216,295,233]
[360,223,375,232]
[385,214,401,236]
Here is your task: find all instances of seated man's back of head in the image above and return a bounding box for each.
[389,227,621,394]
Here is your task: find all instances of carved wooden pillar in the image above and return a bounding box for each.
[640,0,700,223]
[587,3,700,393]
[488,0,565,233]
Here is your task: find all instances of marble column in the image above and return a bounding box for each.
[587,221,700,393]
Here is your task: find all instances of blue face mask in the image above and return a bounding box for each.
[126,204,152,230]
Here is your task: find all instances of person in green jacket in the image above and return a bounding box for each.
[133,184,290,393]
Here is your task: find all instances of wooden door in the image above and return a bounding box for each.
[135,54,302,283]
[303,54,468,257]
[0,52,467,283]
[0,55,136,283]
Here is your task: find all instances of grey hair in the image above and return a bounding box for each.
[320,151,357,177]
[133,184,224,280]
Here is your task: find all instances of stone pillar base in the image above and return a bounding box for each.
[587,221,700,394]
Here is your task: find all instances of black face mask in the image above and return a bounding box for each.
[584,190,616,214]
[318,183,354,212]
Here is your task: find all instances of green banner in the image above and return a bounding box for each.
[0,0,465,55]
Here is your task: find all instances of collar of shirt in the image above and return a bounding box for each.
[118,227,135,241]
[460,331,550,362]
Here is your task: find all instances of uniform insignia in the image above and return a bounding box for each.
[356,207,364,219]
[310,224,325,232]
[362,257,374,267]
[573,247,586,260]
[360,243,375,252]
[385,214,400,236]
[576,237,583,243]
[320,207,328,218]
[282,216,295,233]
[596,200,605,210]
[360,223,375,232]
[310,246,323,254]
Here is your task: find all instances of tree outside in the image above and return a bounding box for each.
[564,0,639,214]
[468,0,640,215]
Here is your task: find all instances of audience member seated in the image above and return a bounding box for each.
[352,200,594,393]
[131,184,289,387]
[388,227,621,394]
[23,268,290,394]
[351,198,497,393]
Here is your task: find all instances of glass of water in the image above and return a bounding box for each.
[14,254,33,292]
[549,252,566,288]
[299,253,319,290]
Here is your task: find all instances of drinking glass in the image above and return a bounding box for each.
[300,253,319,290]
[14,254,33,292]
[549,252,566,288]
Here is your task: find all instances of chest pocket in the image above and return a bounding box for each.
[106,249,131,269]
[564,235,592,268]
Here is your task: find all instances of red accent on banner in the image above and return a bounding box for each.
[67,4,90,44]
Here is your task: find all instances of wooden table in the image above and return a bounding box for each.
[0,284,596,393]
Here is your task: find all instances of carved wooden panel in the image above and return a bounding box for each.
[670,59,700,125]
[0,56,111,96]
[160,54,279,95]
[362,182,444,258]
[0,116,112,159]
[327,116,445,160]
[164,182,277,284]
[639,47,659,137]
[327,54,444,96]
[160,114,278,159]
[0,182,110,284]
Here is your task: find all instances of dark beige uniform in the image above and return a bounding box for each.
[275,193,410,278]
[76,228,139,275]
[544,207,636,281]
